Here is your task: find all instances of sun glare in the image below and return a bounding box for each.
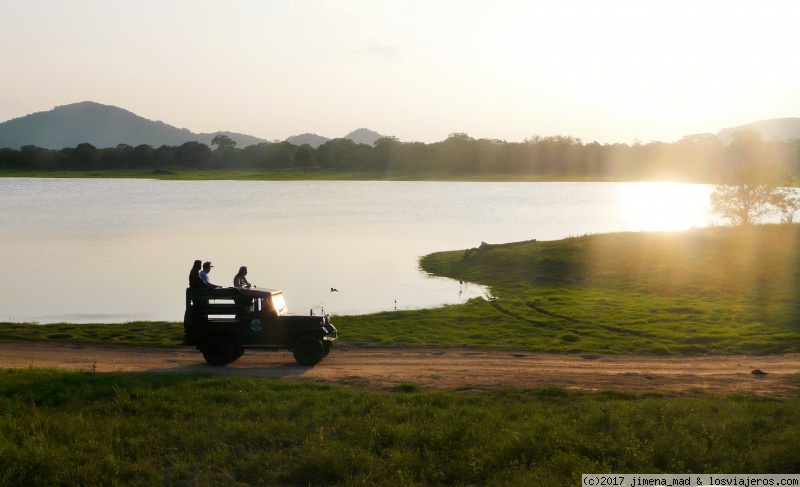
[619,183,711,232]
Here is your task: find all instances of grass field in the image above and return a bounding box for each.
[1,369,799,486]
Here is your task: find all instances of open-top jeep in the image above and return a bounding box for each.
[184,287,337,366]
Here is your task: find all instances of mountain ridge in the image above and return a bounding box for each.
[285,128,384,148]
[1,101,796,149]
[0,101,384,149]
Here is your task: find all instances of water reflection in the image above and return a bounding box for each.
[618,182,713,231]
[0,179,718,323]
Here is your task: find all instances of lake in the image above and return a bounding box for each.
[1,178,720,323]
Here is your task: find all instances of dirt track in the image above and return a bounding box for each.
[1,340,798,396]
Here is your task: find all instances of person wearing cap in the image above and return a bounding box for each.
[199,261,220,287]
[189,260,216,320]
[189,260,214,289]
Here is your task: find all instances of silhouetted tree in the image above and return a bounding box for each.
[672,134,724,181]
[61,143,99,169]
[372,136,400,171]
[240,143,268,168]
[130,144,155,168]
[154,145,176,168]
[710,131,794,225]
[434,133,476,173]
[211,134,236,150]
[293,145,316,172]
[390,141,429,173]
[771,183,800,223]
[316,138,366,170]
[175,141,212,168]
[265,142,294,169]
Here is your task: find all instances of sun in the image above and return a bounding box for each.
[619,183,711,232]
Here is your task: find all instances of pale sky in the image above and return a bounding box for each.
[1,0,798,144]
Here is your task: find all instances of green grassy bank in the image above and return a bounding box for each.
[1,369,799,486]
[4,224,798,355]
[411,224,800,355]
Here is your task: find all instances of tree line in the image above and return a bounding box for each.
[1,130,798,183]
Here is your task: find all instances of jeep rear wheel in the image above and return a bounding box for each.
[292,336,324,366]
[202,335,237,366]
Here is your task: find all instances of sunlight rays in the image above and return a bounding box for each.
[619,182,712,232]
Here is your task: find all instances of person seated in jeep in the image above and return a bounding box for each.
[233,266,256,315]
[189,260,215,289]
[233,266,254,289]
[199,261,221,288]
[188,259,215,318]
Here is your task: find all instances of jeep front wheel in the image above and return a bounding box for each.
[202,335,237,366]
[292,336,324,366]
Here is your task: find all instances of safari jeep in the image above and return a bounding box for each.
[183,287,337,366]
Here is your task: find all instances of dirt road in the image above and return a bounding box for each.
[1,340,798,396]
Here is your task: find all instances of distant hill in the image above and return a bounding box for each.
[285,133,331,148]
[287,128,384,148]
[207,131,269,149]
[344,128,384,146]
[716,118,800,144]
[0,101,268,150]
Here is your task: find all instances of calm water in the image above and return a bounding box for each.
[1,178,719,323]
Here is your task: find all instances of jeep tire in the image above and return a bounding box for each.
[202,335,237,366]
[292,336,325,366]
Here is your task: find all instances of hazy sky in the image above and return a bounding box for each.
[1,0,798,144]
